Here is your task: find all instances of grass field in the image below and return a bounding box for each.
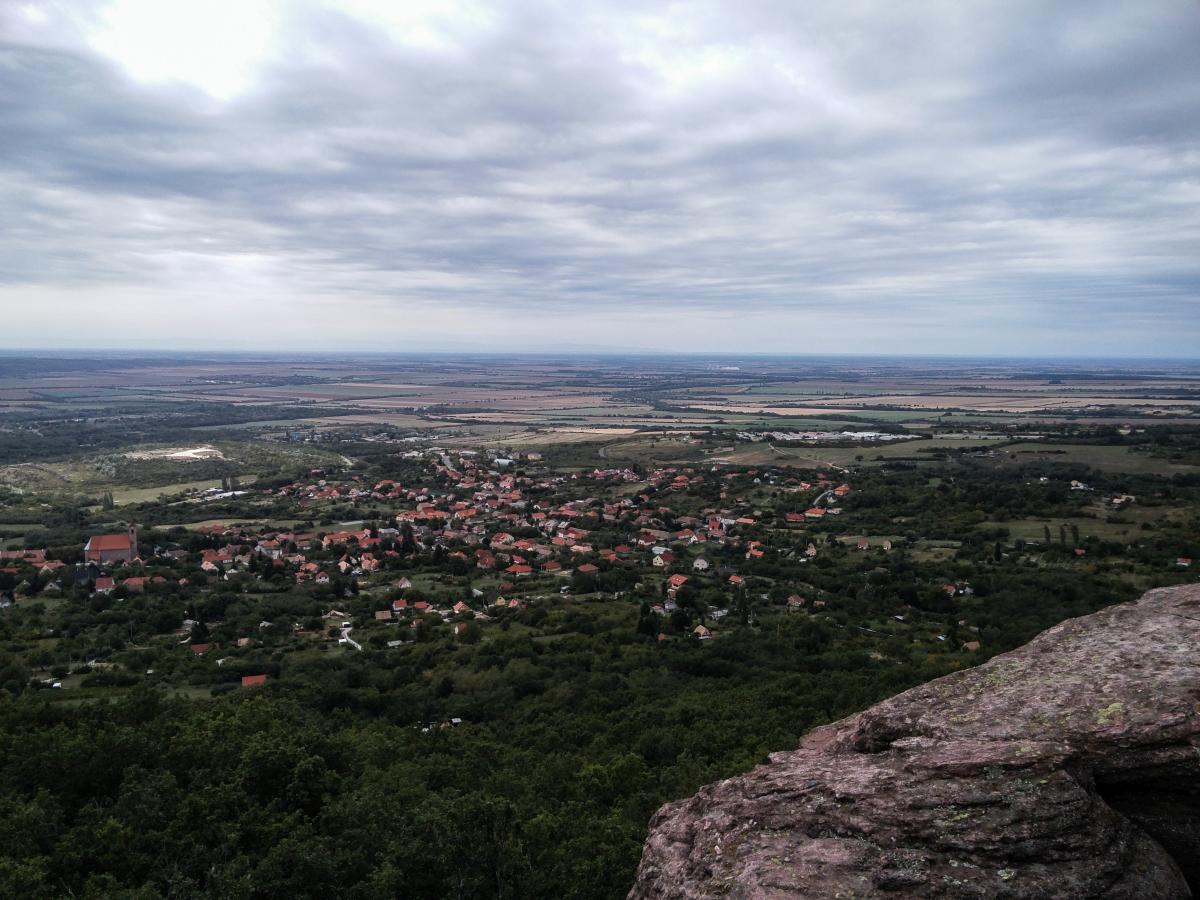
[979,516,1154,543]
[111,479,230,504]
[994,443,1198,476]
[701,435,1011,468]
[0,440,345,502]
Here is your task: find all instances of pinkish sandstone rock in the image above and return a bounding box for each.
[630,584,1200,898]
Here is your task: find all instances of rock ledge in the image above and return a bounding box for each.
[629,584,1200,899]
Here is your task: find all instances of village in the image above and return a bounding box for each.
[1,447,871,680]
[5,433,1195,704]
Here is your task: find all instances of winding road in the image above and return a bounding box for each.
[339,625,362,652]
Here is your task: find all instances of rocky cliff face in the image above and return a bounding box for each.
[630,584,1200,899]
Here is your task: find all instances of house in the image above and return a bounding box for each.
[322,528,370,548]
[576,563,599,575]
[728,574,745,588]
[94,576,115,594]
[374,610,393,621]
[83,524,137,565]
[255,540,282,559]
[241,674,268,687]
[189,643,212,655]
[961,640,981,652]
[0,549,45,564]
[692,625,712,640]
[786,594,806,609]
[1178,557,1193,568]
[692,557,710,572]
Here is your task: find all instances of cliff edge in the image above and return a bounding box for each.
[630,584,1200,899]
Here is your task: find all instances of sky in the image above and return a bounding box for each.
[1,1,1198,356]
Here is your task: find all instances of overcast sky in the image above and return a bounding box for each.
[1,1,1198,356]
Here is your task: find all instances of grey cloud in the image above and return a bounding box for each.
[0,0,1197,353]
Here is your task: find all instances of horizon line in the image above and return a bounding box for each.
[0,347,1199,364]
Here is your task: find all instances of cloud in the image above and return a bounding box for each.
[0,0,1197,355]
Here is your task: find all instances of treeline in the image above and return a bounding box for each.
[0,610,965,899]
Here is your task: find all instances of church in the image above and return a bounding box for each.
[83,524,138,565]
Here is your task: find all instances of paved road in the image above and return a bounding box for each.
[339,625,362,652]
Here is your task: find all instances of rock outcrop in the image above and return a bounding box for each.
[630,584,1200,899]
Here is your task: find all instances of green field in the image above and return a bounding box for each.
[978,500,1177,543]
[996,443,1197,476]
[0,441,346,500]
[702,435,1008,468]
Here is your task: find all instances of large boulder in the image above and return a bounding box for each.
[630,584,1200,898]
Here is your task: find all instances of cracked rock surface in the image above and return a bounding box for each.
[629,585,1200,899]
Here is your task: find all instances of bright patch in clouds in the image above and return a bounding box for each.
[89,0,276,99]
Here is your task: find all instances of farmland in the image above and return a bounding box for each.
[1,353,1198,517]
[3,354,1198,445]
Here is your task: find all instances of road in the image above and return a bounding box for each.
[767,443,849,472]
[339,625,362,652]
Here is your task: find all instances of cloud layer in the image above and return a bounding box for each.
[1,0,1198,354]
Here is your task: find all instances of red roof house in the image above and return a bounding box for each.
[83,525,137,564]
